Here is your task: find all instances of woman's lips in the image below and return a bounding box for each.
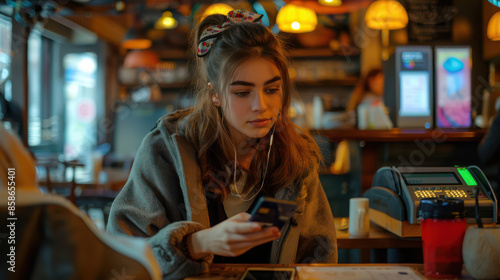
[248,119,270,127]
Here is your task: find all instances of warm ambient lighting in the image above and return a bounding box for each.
[155,11,178,29]
[201,3,233,20]
[365,0,408,60]
[487,11,500,41]
[276,4,317,33]
[318,0,342,7]
[365,0,408,30]
[123,50,160,69]
[121,36,152,49]
[122,17,152,49]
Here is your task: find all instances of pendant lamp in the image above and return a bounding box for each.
[123,50,159,69]
[201,3,233,20]
[365,0,408,60]
[122,16,152,49]
[487,11,500,41]
[276,4,317,33]
[155,10,178,30]
[318,0,342,7]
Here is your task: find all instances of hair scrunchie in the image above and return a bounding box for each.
[197,9,263,57]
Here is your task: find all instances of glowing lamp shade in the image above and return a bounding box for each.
[155,11,178,29]
[318,0,342,7]
[276,4,317,33]
[365,0,408,30]
[123,50,160,69]
[201,3,233,20]
[487,11,500,41]
[122,25,152,49]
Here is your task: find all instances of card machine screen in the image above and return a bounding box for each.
[401,169,477,199]
[402,172,460,185]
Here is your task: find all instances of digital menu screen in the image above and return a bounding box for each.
[399,51,432,118]
[435,47,472,128]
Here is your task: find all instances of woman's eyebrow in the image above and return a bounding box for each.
[230,81,254,87]
[230,76,282,87]
[264,76,281,85]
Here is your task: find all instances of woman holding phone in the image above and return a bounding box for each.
[107,9,337,280]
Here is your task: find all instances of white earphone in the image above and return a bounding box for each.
[229,118,277,201]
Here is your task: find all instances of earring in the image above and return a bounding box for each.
[212,95,220,106]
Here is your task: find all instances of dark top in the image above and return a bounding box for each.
[206,193,272,264]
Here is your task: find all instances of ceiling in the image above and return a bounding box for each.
[2,0,372,50]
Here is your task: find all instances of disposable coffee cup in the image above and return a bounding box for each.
[419,198,466,278]
[348,198,370,238]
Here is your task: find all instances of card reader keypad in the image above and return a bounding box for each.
[413,187,469,199]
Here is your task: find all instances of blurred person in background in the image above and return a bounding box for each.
[346,68,392,130]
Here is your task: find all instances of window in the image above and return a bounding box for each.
[27,29,58,151]
[0,14,12,123]
[28,30,42,146]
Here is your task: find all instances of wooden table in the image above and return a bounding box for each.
[184,263,427,279]
[315,128,487,193]
[334,217,422,263]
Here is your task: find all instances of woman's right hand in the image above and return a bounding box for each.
[186,212,281,259]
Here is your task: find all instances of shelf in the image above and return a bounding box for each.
[120,82,189,90]
[313,128,488,143]
[287,47,361,58]
[114,99,174,108]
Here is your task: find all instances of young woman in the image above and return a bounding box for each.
[107,9,337,279]
[346,68,384,112]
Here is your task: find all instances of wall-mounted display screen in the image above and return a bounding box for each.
[395,46,433,129]
[435,46,472,128]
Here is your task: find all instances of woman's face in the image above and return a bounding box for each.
[369,73,384,96]
[221,57,283,145]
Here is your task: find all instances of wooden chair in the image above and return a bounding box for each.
[37,158,84,204]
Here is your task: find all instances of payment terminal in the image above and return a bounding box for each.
[364,166,498,237]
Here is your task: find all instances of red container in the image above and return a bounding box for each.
[420,199,466,278]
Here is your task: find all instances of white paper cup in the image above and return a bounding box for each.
[348,197,370,237]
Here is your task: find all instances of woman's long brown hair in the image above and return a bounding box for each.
[183,13,322,200]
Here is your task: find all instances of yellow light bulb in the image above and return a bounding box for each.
[155,11,178,29]
[163,17,174,26]
[319,0,342,7]
[276,4,317,33]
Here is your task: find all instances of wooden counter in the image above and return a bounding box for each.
[314,128,487,142]
[314,128,487,192]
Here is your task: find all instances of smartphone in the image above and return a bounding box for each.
[249,197,298,230]
[239,267,296,280]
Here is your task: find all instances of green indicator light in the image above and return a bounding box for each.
[457,168,477,186]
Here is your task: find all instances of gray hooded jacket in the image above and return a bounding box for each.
[106,110,338,280]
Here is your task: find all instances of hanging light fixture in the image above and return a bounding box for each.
[122,16,152,49]
[201,3,234,20]
[487,11,500,41]
[365,0,408,59]
[123,50,160,69]
[276,4,317,33]
[318,0,342,7]
[155,10,178,29]
[365,0,408,30]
